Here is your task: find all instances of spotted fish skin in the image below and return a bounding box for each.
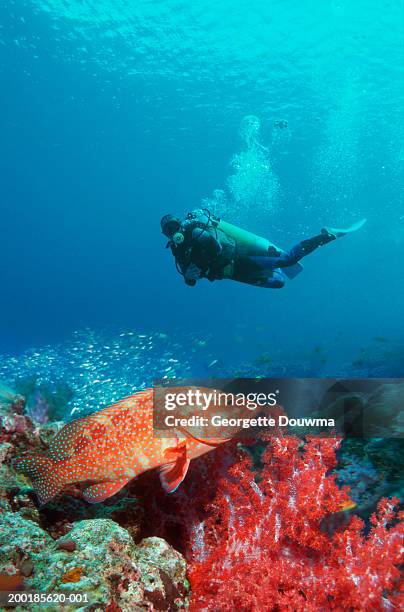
[13,389,227,504]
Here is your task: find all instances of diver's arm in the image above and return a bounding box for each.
[183,263,202,285]
[172,226,222,285]
[191,228,222,257]
[169,243,196,285]
[183,227,226,283]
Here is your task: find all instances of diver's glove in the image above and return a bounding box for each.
[184,263,202,283]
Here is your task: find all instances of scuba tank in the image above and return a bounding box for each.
[179,209,303,281]
[216,219,280,257]
[214,217,303,280]
[186,209,275,256]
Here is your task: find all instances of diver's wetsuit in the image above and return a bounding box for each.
[233,233,335,288]
[167,209,335,288]
[168,211,236,285]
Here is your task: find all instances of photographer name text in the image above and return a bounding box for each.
[164,414,335,429]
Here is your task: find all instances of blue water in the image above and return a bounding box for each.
[1,1,403,404]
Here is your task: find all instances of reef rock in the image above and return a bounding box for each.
[0,386,63,519]
[0,515,188,611]
[0,386,188,610]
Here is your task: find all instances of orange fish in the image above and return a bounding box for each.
[13,388,231,504]
[0,571,24,591]
[339,500,357,512]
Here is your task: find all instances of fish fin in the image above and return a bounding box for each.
[13,453,64,505]
[159,443,190,493]
[82,478,130,503]
[48,420,88,460]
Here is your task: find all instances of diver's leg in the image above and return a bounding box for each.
[247,232,335,271]
[272,231,336,267]
[259,270,285,289]
[272,221,367,267]
[243,268,285,288]
[231,257,285,288]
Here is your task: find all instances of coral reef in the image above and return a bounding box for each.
[0,384,64,522]
[0,387,188,610]
[335,438,404,517]
[184,436,403,611]
[15,377,74,423]
[131,436,403,611]
[0,514,188,610]
[1,385,402,611]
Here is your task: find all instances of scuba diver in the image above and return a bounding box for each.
[161,209,366,289]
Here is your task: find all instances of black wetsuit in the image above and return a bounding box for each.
[170,215,235,285]
[232,233,334,288]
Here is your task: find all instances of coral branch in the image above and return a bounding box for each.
[184,436,403,611]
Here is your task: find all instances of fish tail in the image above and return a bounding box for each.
[13,453,64,505]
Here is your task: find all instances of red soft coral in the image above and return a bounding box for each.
[130,435,402,611]
[186,436,403,611]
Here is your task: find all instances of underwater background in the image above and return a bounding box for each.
[0,2,403,609]
[1,0,403,382]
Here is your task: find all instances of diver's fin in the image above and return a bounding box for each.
[282,262,303,279]
[82,478,130,503]
[322,218,367,239]
[159,442,190,493]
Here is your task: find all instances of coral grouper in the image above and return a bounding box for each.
[14,388,228,504]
